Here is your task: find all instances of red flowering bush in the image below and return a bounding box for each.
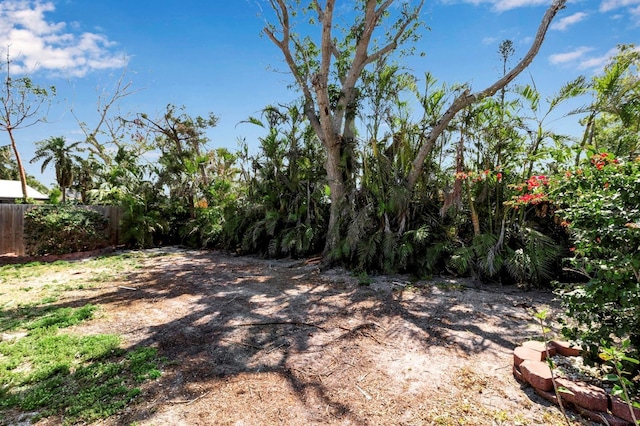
[505,174,550,209]
[548,152,640,366]
[504,153,640,369]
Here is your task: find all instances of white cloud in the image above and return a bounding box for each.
[578,47,619,70]
[492,0,550,11]
[482,36,498,45]
[599,0,640,12]
[632,4,640,22]
[448,0,552,12]
[550,46,639,72]
[0,0,127,77]
[550,11,588,30]
[548,46,593,64]
[578,46,640,70]
[600,0,640,24]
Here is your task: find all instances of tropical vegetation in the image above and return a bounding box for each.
[1,0,638,387]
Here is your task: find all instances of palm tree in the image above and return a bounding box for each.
[30,136,83,202]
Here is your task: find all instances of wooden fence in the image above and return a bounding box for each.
[0,205,122,256]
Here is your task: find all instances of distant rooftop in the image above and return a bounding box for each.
[0,180,49,200]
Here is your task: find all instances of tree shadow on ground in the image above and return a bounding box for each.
[15,248,559,424]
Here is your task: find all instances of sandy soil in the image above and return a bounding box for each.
[20,248,591,425]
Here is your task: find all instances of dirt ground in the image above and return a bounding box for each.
[28,248,591,425]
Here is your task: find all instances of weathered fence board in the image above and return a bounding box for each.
[0,205,122,256]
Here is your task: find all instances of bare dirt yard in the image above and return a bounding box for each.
[11,248,592,425]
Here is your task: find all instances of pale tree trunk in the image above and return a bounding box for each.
[7,129,29,201]
[265,0,424,256]
[324,142,346,250]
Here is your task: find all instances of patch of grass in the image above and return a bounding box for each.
[0,298,164,424]
[355,272,372,286]
[0,252,148,309]
[0,261,68,283]
[25,304,97,330]
[0,252,144,286]
[40,296,58,304]
[0,303,94,332]
[89,271,117,283]
[0,336,162,424]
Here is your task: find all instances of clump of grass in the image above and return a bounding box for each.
[0,303,94,332]
[25,304,97,330]
[0,261,69,283]
[0,302,164,424]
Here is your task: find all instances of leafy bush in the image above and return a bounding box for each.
[220,104,328,258]
[24,205,109,256]
[550,153,640,364]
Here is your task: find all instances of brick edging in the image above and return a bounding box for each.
[513,340,639,425]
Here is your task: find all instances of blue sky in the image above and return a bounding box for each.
[1,0,638,187]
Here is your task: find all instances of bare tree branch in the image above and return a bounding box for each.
[70,67,140,165]
[406,0,567,189]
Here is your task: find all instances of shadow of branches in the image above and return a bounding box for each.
[18,248,559,424]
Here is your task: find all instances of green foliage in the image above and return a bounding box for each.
[0,296,162,424]
[600,340,640,417]
[90,105,235,249]
[180,148,240,248]
[47,187,62,204]
[504,226,562,287]
[24,205,109,255]
[222,103,328,258]
[574,44,640,162]
[91,146,167,248]
[0,145,18,179]
[550,153,640,368]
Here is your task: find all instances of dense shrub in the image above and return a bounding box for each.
[550,153,640,365]
[24,205,109,256]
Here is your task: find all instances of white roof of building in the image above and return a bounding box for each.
[0,180,49,200]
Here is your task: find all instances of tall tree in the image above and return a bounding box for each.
[264,0,425,254]
[30,136,83,203]
[265,0,567,255]
[0,51,55,200]
[71,156,101,204]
